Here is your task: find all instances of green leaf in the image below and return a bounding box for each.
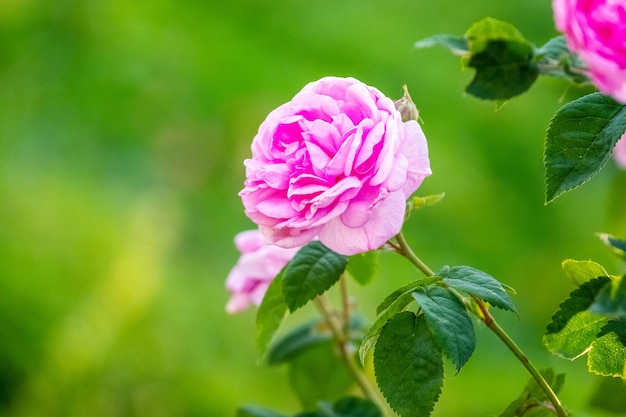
[237,406,288,417]
[414,34,468,54]
[544,93,626,203]
[588,329,626,377]
[360,277,441,364]
[289,340,354,410]
[376,277,442,315]
[407,193,446,214]
[598,233,626,260]
[346,251,379,286]
[325,397,383,417]
[374,312,444,417]
[256,271,288,358]
[546,276,611,334]
[282,241,348,312]
[589,276,626,318]
[536,35,589,84]
[267,320,330,365]
[440,265,516,312]
[561,259,609,286]
[544,311,608,359]
[464,17,538,100]
[499,368,565,417]
[412,286,476,372]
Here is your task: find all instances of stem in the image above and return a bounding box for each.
[394,232,435,277]
[475,300,567,417]
[314,296,395,416]
[392,232,568,417]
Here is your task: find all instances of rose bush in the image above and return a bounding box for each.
[239,76,431,256]
[553,0,626,103]
[615,133,626,169]
[225,229,300,313]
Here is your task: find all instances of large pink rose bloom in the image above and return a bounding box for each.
[615,133,626,169]
[225,229,299,313]
[240,77,431,256]
[553,0,626,103]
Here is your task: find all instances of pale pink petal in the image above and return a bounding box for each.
[318,191,406,255]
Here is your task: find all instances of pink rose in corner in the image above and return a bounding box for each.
[615,133,626,169]
[240,76,431,256]
[553,0,626,103]
[225,229,300,313]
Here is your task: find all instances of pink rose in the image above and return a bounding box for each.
[225,229,300,313]
[615,132,626,169]
[553,0,626,103]
[240,77,431,256]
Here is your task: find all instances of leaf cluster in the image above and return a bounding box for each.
[365,265,516,417]
[544,256,626,380]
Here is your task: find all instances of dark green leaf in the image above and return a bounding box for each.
[282,241,348,312]
[329,397,383,417]
[414,34,468,54]
[374,312,444,417]
[256,271,288,358]
[546,276,611,334]
[598,233,626,260]
[237,406,288,417]
[267,320,330,365]
[536,35,590,84]
[561,259,609,286]
[589,276,626,318]
[360,277,441,364]
[346,251,379,286]
[376,277,442,315]
[412,286,475,372]
[289,341,354,410]
[441,265,516,312]
[464,18,538,100]
[544,93,626,203]
[498,368,565,417]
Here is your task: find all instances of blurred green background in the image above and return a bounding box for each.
[1,0,625,416]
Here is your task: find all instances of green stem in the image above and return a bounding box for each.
[392,231,568,417]
[314,296,395,416]
[475,300,567,417]
[394,232,435,277]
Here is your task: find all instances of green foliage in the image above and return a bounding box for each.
[257,271,289,358]
[499,368,565,417]
[282,242,348,312]
[545,271,626,378]
[346,251,379,286]
[416,18,539,101]
[360,277,441,364]
[464,18,538,100]
[412,286,475,372]
[321,396,382,417]
[598,233,626,260]
[267,320,331,365]
[414,34,468,54]
[560,259,608,286]
[544,93,626,203]
[439,265,517,312]
[536,36,589,84]
[288,341,354,410]
[407,193,446,215]
[373,312,444,417]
